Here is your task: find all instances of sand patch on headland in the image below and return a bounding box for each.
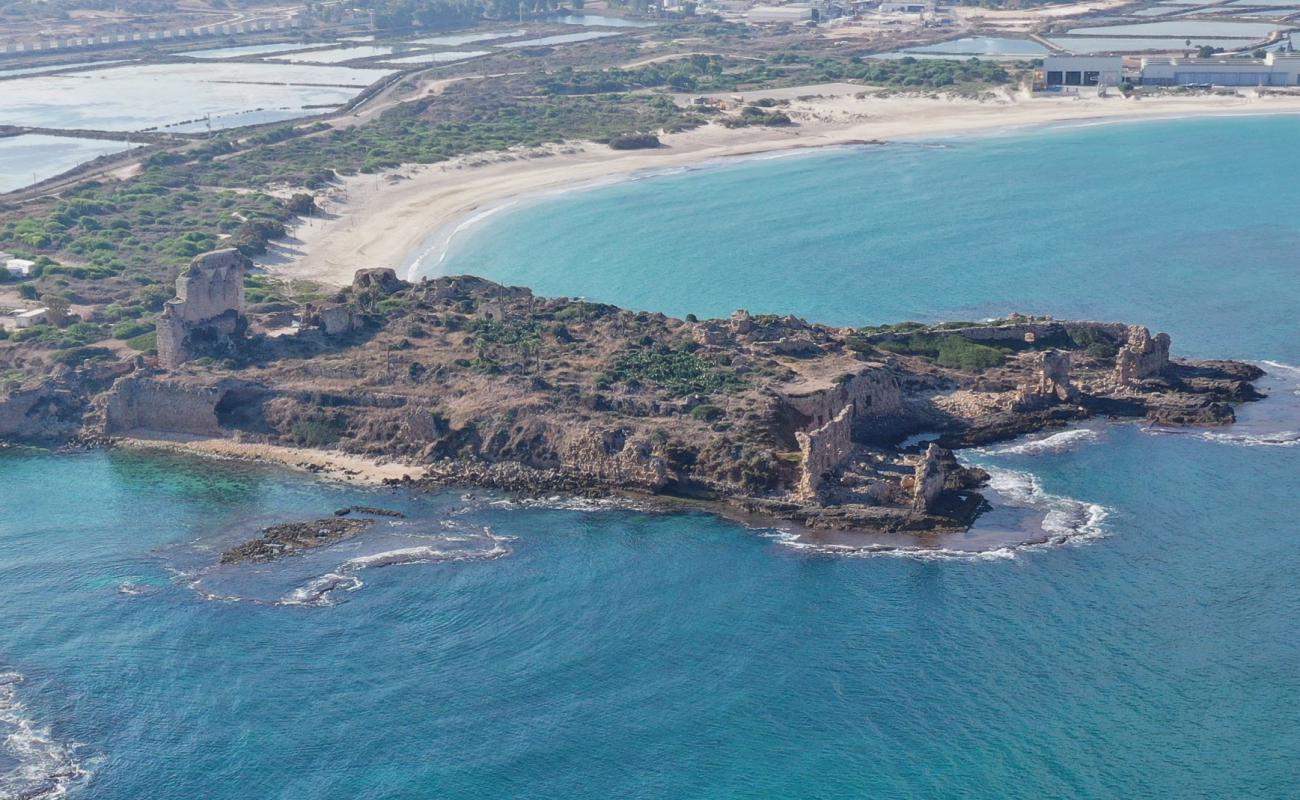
[258,87,1300,287]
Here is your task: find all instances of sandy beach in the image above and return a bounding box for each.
[116,432,421,485]
[259,87,1300,287]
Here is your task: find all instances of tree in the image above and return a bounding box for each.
[44,295,71,328]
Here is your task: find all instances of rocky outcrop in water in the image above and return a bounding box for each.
[220,517,374,564]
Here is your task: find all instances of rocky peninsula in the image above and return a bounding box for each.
[0,250,1267,541]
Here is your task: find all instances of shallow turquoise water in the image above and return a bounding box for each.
[431,115,1300,361]
[5,116,1300,799]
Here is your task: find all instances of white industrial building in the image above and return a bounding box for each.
[1041,56,1124,88]
[1139,53,1300,87]
[747,4,817,22]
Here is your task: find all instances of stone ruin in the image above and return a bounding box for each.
[1014,349,1077,410]
[1113,325,1170,388]
[156,248,250,369]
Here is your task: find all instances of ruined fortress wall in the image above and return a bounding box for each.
[558,428,669,492]
[783,369,904,430]
[103,377,224,436]
[910,444,948,513]
[785,369,906,499]
[795,405,854,501]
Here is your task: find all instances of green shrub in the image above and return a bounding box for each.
[289,416,346,447]
[126,331,157,353]
[691,404,724,421]
[53,346,114,366]
[606,347,741,396]
[112,320,154,340]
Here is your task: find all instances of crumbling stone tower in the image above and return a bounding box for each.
[156,248,250,369]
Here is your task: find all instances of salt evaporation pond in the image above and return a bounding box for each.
[269,45,403,63]
[1049,35,1258,52]
[875,36,1049,59]
[0,59,128,78]
[497,31,625,47]
[183,42,324,59]
[1064,19,1286,36]
[382,50,492,65]
[407,29,527,46]
[0,62,394,132]
[558,14,658,26]
[0,134,139,193]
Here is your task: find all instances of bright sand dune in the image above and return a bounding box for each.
[260,87,1300,287]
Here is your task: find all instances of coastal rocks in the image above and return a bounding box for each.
[156,248,251,369]
[0,386,84,441]
[1112,325,1170,388]
[220,517,374,564]
[1146,398,1235,426]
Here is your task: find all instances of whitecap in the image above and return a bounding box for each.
[1145,427,1300,448]
[977,428,1102,456]
[0,672,89,800]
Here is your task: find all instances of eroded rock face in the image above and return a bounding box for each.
[1113,325,1170,388]
[156,249,251,369]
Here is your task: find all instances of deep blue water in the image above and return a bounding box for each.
[4,116,1300,799]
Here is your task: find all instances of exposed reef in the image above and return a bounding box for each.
[220,517,374,564]
[0,257,1270,541]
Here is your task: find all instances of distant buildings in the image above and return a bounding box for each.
[1040,56,1124,88]
[747,4,818,23]
[1040,53,1300,89]
[0,251,35,278]
[1139,53,1300,87]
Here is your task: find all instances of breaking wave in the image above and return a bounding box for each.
[768,466,1109,561]
[978,428,1102,456]
[0,672,88,800]
[1144,427,1300,448]
[180,520,512,608]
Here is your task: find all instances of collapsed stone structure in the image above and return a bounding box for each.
[1113,325,1171,388]
[156,248,250,369]
[784,369,904,501]
[1014,350,1076,409]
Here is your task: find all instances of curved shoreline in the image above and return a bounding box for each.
[260,89,1300,287]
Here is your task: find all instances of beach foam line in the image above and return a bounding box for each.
[0,672,88,800]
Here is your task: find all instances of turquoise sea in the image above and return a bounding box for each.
[4,116,1300,799]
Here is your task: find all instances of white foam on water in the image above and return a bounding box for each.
[766,465,1109,561]
[978,428,1102,456]
[0,672,88,800]
[1146,427,1300,448]
[279,573,365,607]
